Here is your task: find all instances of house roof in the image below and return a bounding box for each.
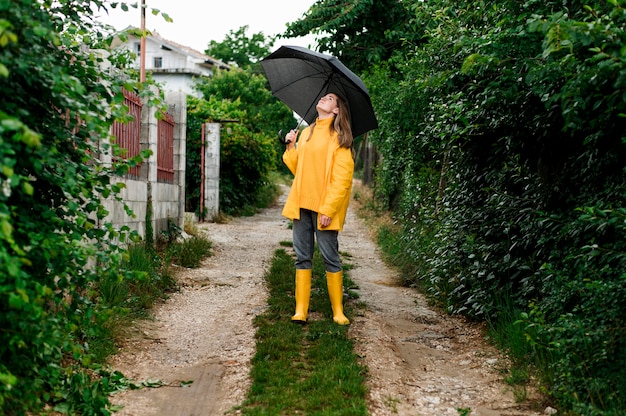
[116,26,230,71]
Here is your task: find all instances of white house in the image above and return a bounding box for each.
[111,27,230,97]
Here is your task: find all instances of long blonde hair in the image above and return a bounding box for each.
[306,93,353,149]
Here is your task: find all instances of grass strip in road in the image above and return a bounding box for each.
[237,246,368,415]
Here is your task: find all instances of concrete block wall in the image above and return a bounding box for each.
[100,178,149,241]
[101,87,188,242]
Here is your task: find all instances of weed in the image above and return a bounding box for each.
[184,212,199,235]
[94,233,211,363]
[166,235,212,268]
[212,211,230,224]
[255,179,281,209]
[383,396,400,413]
[93,242,176,361]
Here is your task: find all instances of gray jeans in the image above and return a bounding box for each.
[292,209,341,272]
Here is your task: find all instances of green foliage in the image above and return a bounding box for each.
[166,235,212,269]
[253,173,282,210]
[97,242,177,357]
[186,68,294,216]
[520,206,626,414]
[283,0,423,72]
[219,123,277,216]
[101,243,166,312]
[0,0,170,413]
[204,25,274,68]
[194,67,294,137]
[320,0,626,413]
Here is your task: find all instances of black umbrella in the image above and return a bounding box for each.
[260,45,378,141]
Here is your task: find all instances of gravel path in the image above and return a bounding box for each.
[109,184,546,415]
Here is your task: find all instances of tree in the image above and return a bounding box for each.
[205,25,274,68]
[283,0,422,72]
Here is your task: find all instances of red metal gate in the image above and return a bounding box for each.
[112,89,142,178]
[157,112,175,183]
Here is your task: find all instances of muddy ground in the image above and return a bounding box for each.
[109,185,548,415]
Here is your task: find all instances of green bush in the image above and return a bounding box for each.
[0,1,168,413]
[521,206,626,413]
[219,123,277,216]
[362,0,626,413]
[185,68,294,217]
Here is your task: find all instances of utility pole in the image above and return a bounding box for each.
[140,0,146,82]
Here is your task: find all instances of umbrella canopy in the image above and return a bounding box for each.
[261,45,378,138]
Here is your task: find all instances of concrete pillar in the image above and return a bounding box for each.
[142,88,159,184]
[165,90,187,230]
[203,122,220,219]
[141,86,159,240]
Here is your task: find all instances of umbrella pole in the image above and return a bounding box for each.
[277,77,332,145]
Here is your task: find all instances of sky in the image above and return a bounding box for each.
[95,0,318,53]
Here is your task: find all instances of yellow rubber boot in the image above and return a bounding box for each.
[291,269,312,324]
[326,271,350,325]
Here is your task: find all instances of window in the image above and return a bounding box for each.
[154,57,163,68]
[134,42,140,53]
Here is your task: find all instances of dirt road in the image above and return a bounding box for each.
[109,185,544,415]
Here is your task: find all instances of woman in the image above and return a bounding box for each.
[282,92,354,325]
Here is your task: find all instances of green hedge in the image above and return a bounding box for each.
[365,0,626,413]
[0,1,166,413]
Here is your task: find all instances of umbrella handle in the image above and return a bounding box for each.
[277,129,290,145]
[278,118,306,145]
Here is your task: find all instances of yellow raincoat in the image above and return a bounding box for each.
[282,117,354,231]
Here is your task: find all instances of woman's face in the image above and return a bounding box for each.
[316,93,340,116]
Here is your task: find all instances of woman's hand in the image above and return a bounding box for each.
[319,214,331,228]
[285,129,297,149]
